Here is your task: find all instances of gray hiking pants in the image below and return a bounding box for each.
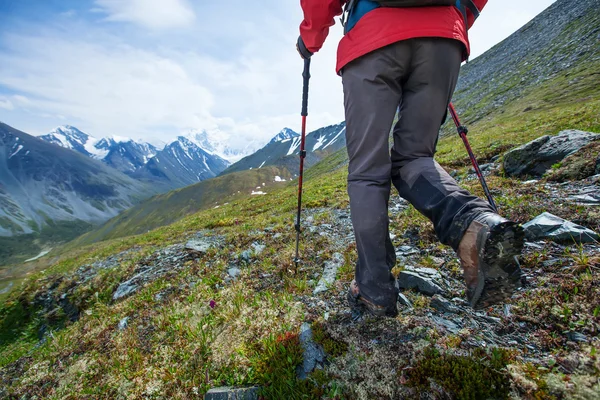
[342,38,495,307]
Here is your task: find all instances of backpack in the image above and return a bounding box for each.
[342,0,480,34]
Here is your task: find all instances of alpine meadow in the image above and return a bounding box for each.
[1,0,600,399]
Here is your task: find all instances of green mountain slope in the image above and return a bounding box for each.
[0,123,158,265]
[68,166,293,247]
[1,0,599,398]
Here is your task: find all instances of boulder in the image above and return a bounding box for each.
[503,130,599,177]
[523,212,599,243]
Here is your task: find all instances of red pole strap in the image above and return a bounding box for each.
[448,103,498,213]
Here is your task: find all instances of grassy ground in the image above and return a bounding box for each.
[0,51,599,399]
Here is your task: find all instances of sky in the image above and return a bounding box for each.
[0,0,557,150]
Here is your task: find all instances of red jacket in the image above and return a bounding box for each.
[299,0,487,73]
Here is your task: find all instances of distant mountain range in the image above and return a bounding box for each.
[0,123,157,239]
[39,125,230,190]
[222,123,346,175]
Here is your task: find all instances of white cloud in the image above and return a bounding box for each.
[94,0,195,29]
[0,98,14,110]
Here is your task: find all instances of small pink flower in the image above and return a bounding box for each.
[209,300,216,309]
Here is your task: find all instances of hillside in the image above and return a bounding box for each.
[0,123,158,264]
[70,166,293,246]
[1,0,600,398]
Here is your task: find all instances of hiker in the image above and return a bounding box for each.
[297,0,525,316]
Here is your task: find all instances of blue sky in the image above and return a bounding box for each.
[0,0,557,149]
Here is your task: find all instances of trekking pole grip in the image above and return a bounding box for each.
[301,58,311,117]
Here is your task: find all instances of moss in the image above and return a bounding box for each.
[311,322,348,358]
[545,141,600,182]
[407,347,513,400]
[247,331,324,400]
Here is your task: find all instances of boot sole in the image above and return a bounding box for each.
[471,221,525,309]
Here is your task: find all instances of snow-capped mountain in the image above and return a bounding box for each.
[103,140,158,174]
[39,125,230,190]
[40,125,109,159]
[185,129,260,163]
[138,136,230,189]
[0,122,157,237]
[223,123,346,175]
[40,126,157,174]
[268,128,300,145]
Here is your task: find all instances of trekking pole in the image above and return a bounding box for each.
[448,103,498,213]
[294,58,311,268]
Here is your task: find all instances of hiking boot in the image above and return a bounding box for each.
[347,280,398,318]
[458,213,525,309]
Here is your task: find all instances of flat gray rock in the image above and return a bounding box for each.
[431,295,460,314]
[503,130,599,177]
[398,293,413,308]
[185,239,212,253]
[227,267,241,279]
[397,270,443,296]
[313,253,343,295]
[523,212,599,243]
[431,316,460,334]
[297,322,325,379]
[204,386,260,400]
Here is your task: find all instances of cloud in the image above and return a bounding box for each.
[0,98,14,110]
[94,0,195,29]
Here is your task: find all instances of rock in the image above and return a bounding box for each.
[566,331,589,343]
[396,245,419,256]
[569,194,600,205]
[431,316,460,334]
[313,253,343,295]
[398,293,413,308]
[227,267,241,279]
[186,239,212,253]
[397,270,443,296]
[113,280,139,301]
[113,244,191,301]
[431,295,460,314]
[296,323,325,379]
[239,250,252,263]
[204,386,260,400]
[405,265,442,280]
[118,317,130,330]
[430,257,446,267]
[251,242,265,255]
[523,212,599,243]
[503,130,600,177]
[596,154,600,174]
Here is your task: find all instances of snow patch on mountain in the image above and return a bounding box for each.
[270,128,300,144]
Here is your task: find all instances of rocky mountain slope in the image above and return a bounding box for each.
[0,123,158,262]
[222,123,346,175]
[136,136,229,190]
[40,126,229,190]
[447,0,600,130]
